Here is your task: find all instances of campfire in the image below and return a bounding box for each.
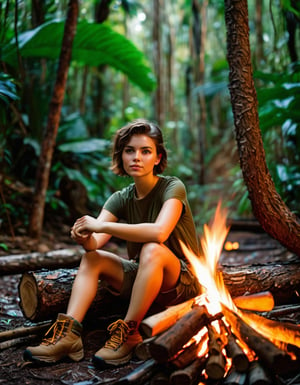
[118,203,300,385]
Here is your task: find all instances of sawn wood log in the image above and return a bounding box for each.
[18,268,128,322]
[17,261,300,322]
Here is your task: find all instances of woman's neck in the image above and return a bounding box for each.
[134,175,159,199]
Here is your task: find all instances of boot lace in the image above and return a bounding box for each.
[104,320,129,350]
[42,320,68,345]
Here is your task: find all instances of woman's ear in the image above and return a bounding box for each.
[155,154,162,165]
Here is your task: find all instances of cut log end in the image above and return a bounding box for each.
[18,272,39,320]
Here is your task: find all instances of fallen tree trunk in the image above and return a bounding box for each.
[0,248,82,276]
[221,262,300,304]
[18,269,128,322]
[18,261,300,322]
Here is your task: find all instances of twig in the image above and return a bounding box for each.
[0,321,51,342]
[0,335,37,350]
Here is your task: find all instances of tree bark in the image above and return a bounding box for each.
[221,262,300,305]
[29,0,79,239]
[224,0,300,256]
[18,268,128,322]
[17,261,300,322]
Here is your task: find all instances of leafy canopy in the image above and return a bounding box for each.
[3,20,156,92]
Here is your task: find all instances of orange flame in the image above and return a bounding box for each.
[182,202,236,314]
[182,202,300,350]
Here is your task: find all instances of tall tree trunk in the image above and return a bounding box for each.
[165,3,174,122]
[153,0,164,126]
[90,0,113,137]
[193,0,208,185]
[29,0,79,238]
[224,0,300,256]
[31,0,45,28]
[254,0,264,68]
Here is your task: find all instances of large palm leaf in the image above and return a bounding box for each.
[3,20,156,92]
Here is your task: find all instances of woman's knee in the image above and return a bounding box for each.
[79,250,120,275]
[139,242,174,267]
[140,242,161,262]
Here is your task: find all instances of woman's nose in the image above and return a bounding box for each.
[133,151,141,160]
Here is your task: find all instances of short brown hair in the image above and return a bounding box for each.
[111,119,168,176]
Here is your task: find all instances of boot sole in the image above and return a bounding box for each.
[92,351,132,369]
[23,348,84,363]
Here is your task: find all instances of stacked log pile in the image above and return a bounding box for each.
[116,299,300,385]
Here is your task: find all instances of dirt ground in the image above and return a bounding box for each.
[0,226,300,384]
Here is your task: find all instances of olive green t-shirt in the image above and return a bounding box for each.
[103,176,199,263]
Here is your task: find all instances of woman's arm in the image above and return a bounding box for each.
[73,198,183,244]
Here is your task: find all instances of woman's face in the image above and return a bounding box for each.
[121,134,161,178]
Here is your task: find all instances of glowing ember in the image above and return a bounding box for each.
[224,241,239,251]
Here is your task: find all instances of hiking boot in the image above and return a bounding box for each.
[93,319,143,368]
[24,313,84,363]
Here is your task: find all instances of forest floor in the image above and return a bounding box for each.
[0,220,300,384]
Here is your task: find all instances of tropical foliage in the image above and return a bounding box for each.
[0,0,299,238]
[3,20,156,92]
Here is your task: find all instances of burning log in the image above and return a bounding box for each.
[139,298,195,338]
[220,320,249,372]
[171,333,208,369]
[222,306,294,375]
[205,323,227,380]
[232,291,274,312]
[238,309,300,348]
[225,333,249,372]
[140,292,274,341]
[169,356,207,385]
[149,305,222,363]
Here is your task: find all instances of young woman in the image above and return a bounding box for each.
[24,119,201,368]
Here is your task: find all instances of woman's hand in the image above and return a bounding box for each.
[71,215,102,244]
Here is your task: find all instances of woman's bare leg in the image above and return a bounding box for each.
[67,250,124,322]
[124,242,180,323]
